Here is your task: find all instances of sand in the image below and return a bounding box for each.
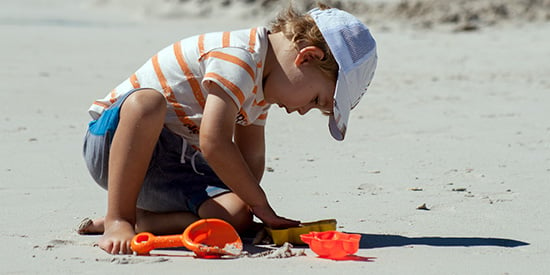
[1,0,549,274]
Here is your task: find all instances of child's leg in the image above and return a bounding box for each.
[80,192,253,239]
[100,88,167,254]
[135,209,199,235]
[78,209,199,236]
[198,192,254,233]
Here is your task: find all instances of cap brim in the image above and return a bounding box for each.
[328,73,352,141]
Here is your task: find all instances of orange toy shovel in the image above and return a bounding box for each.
[131,218,243,258]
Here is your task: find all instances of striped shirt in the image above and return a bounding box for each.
[88,27,271,149]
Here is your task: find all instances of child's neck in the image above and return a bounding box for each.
[263,32,296,80]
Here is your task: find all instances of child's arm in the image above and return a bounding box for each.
[201,84,299,228]
[235,124,265,183]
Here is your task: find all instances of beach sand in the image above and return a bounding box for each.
[1,0,549,274]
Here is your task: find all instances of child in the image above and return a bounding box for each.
[80,3,377,255]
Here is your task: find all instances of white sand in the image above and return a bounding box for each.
[1,0,550,274]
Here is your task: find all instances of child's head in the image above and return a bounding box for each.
[270,3,339,85]
[269,3,377,141]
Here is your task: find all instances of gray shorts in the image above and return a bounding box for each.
[83,89,230,214]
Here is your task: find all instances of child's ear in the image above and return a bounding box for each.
[294,46,325,66]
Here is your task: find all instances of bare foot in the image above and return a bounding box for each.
[77,217,105,235]
[99,219,136,254]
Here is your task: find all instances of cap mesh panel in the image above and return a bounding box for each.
[341,25,375,64]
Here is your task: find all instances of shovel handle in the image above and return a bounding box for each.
[131,232,184,255]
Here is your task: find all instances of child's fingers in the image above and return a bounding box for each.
[251,205,300,229]
[269,217,301,229]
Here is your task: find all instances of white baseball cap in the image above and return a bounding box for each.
[309,8,378,141]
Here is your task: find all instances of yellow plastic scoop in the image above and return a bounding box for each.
[266,219,337,245]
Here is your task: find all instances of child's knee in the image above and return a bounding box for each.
[219,197,254,232]
[229,205,254,233]
[122,89,167,118]
[198,193,253,232]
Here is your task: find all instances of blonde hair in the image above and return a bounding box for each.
[270,2,338,82]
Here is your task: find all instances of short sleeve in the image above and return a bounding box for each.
[200,48,257,110]
[251,105,270,126]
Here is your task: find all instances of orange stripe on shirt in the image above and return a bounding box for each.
[222,32,230,47]
[152,55,171,95]
[257,113,268,120]
[109,89,117,103]
[257,100,267,106]
[152,54,200,133]
[205,72,245,106]
[202,51,255,80]
[93,100,110,109]
[248,28,257,53]
[173,41,206,109]
[130,73,140,89]
[253,99,267,107]
[198,34,205,56]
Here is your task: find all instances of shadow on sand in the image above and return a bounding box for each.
[148,233,527,262]
[351,233,529,249]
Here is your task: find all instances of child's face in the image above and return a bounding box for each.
[263,47,336,115]
[271,73,335,115]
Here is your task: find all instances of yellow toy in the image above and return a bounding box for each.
[266,219,337,245]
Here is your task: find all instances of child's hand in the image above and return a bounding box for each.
[252,204,300,229]
[98,219,136,254]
